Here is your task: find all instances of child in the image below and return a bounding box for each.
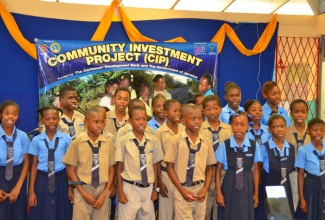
[199,74,215,96]
[115,106,164,220]
[216,112,261,220]
[155,99,184,220]
[260,81,291,127]
[147,94,166,132]
[256,114,295,220]
[153,74,172,100]
[27,106,73,220]
[285,99,310,211]
[139,83,153,117]
[58,85,85,139]
[295,117,325,220]
[99,78,119,111]
[199,95,232,220]
[219,81,244,124]
[165,104,216,219]
[244,99,270,145]
[0,100,30,220]
[63,106,116,220]
[119,74,137,99]
[104,88,130,136]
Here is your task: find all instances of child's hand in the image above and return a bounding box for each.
[93,193,107,210]
[216,193,226,207]
[0,190,8,202]
[196,188,208,202]
[109,184,117,199]
[159,182,168,198]
[28,191,37,207]
[253,194,259,208]
[82,192,96,205]
[180,188,196,202]
[299,199,308,214]
[68,186,74,204]
[8,185,20,204]
[151,191,159,202]
[118,191,128,204]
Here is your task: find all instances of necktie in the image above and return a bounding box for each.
[44,138,59,193]
[61,117,75,139]
[208,127,221,152]
[293,132,306,148]
[236,147,244,191]
[133,139,149,187]
[185,137,201,186]
[2,130,17,181]
[113,118,123,131]
[87,140,101,188]
[275,148,288,185]
[313,150,325,190]
[250,129,262,145]
[270,110,278,116]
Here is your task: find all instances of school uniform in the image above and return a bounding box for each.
[155,122,184,220]
[27,130,72,220]
[104,110,129,136]
[62,132,116,220]
[203,88,214,97]
[147,117,166,132]
[116,124,154,143]
[295,141,325,220]
[199,120,232,220]
[154,90,172,100]
[246,123,270,146]
[256,139,295,220]
[115,131,164,220]
[285,124,310,211]
[261,102,291,126]
[130,88,137,99]
[216,136,261,220]
[219,104,244,124]
[58,110,85,139]
[0,125,30,220]
[164,131,216,220]
[139,97,153,117]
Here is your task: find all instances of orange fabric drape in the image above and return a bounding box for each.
[0,1,277,60]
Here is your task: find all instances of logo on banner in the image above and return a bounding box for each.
[194,43,206,55]
[50,43,61,53]
[208,43,217,55]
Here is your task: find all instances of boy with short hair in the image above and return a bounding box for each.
[155,99,184,220]
[63,107,116,220]
[58,85,85,139]
[165,104,216,219]
[147,94,166,132]
[115,106,164,220]
[139,83,153,117]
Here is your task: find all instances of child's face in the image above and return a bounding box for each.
[165,102,181,124]
[263,86,281,106]
[156,78,166,90]
[203,100,221,123]
[60,91,78,111]
[1,105,19,128]
[98,108,107,125]
[106,83,119,96]
[199,77,211,93]
[85,112,105,136]
[183,109,203,134]
[152,98,166,120]
[140,86,151,103]
[129,109,147,134]
[225,88,241,110]
[231,115,249,140]
[195,96,204,111]
[247,102,262,123]
[114,90,130,113]
[41,109,59,133]
[308,124,325,145]
[119,78,131,89]
[291,103,308,124]
[268,118,287,141]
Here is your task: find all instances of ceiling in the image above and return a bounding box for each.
[43,0,325,16]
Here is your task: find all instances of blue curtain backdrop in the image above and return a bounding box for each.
[0,13,277,132]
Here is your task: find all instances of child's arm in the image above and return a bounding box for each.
[157,163,168,198]
[28,155,38,207]
[197,165,213,202]
[166,162,196,202]
[93,164,115,210]
[8,154,29,204]
[0,189,8,202]
[151,163,159,201]
[116,161,128,204]
[298,168,308,214]
[252,162,259,208]
[66,164,96,205]
[215,162,225,207]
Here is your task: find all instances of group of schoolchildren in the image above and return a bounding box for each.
[0,76,325,220]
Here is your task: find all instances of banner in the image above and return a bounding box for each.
[36,40,218,109]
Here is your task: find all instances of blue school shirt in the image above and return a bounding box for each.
[147,117,166,132]
[261,102,291,127]
[215,136,262,170]
[246,123,270,144]
[28,130,71,172]
[203,88,214,97]
[0,125,30,166]
[295,141,325,176]
[219,104,244,124]
[261,139,291,173]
